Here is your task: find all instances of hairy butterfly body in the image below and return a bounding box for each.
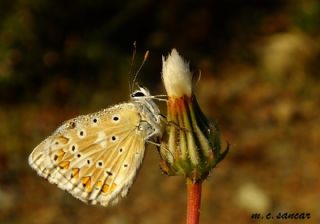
[29,87,163,206]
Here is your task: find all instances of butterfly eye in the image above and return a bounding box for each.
[131,91,145,98]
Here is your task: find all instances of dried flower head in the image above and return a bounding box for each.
[160,49,229,182]
[162,49,192,97]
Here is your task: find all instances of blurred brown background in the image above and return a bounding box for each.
[0,0,319,223]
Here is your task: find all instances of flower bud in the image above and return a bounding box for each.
[160,49,229,182]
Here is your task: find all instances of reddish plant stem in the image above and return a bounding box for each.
[186,179,202,224]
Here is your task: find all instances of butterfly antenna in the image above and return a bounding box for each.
[129,41,137,93]
[133,50,149,89]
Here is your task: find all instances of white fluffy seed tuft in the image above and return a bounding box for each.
[162,49,192,97]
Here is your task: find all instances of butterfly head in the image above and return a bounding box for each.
[130,86,158,112]
[130,86,151,99]
[130,86,162,132]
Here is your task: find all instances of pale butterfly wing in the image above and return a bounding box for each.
[29,87,162,206]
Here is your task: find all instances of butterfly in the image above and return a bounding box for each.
[28,52,164,206]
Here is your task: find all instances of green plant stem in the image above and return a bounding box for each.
[186,179,202,224]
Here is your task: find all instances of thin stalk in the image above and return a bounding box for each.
[186,179,202,224]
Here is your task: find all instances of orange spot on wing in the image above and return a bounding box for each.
[56,149,65,156]
[102,183,117,193]
[71,168,79,178]
[59,160,70,169]
[95,180,103,189]
[56,135,70,144]
[81,176,92,192]
[82,176,90,185]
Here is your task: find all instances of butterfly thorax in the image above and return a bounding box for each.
[131,87,163,140]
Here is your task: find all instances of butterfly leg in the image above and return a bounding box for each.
[146,140,161,147]
[160,115,191,133]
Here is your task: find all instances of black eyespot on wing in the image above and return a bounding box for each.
[112,116,119,121]
[69,122,76,128]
